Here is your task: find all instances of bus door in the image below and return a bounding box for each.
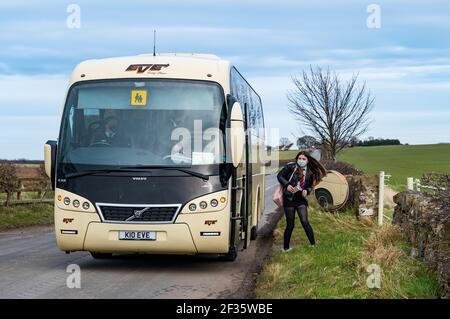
[242,102,252,249]
[228,97,252,252]
[230,101,252,250]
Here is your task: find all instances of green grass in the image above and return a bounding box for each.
[0,191,53,201]
[256,206,440,298]
[274,144,450,191]
[0,203,54,230]
[338,144,450,191]
[275,150,299,161]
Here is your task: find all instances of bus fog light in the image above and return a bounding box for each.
[73,200,80,208]
[199,201,207,209]
[189,203,196,211]
[210,199,218,207]
[219,197,226,203]
[200,231,220,236]
[61,230,78,235]
[82,202,90,210]
[63,197,70,205]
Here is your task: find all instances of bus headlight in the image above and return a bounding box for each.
[181,190,228,214]
[210,199,218,207]
[55,190,95,213]
[82,202,90,210]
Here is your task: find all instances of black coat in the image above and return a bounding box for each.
[277,162,314,207]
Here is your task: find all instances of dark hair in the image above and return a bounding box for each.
[295,151,327,185]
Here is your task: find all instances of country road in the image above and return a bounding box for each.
[0,174,281,299]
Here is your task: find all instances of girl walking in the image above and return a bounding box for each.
[277,151,326,251]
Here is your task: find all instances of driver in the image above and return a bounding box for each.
[91,116,132,147]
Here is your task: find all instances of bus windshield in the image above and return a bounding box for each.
[58,79,226,169]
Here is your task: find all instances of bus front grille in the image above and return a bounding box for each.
[96,204,181,223]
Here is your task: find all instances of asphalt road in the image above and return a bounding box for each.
[0,174,280,299]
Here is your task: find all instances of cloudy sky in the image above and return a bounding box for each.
[1,0,449,159]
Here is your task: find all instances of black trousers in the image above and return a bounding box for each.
[283,205,315,249]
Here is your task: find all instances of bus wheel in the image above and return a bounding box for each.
[250,225,258,240]
[90,252,113,259]
[221,246,238,262]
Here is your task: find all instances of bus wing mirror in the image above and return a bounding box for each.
[230,102,245,168]
[44,140,57,189]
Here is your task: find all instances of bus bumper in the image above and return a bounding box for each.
[83,222,197,254]
[55,208,230,255]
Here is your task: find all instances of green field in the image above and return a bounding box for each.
[275,144,450,191]
[338,144,450,191]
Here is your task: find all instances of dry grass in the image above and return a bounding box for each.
[358,224,404,270]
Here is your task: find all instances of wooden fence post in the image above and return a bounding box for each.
[415,179,421,192]
[5,191,11,207]
[378,171,384,226]
[407,177,414,190]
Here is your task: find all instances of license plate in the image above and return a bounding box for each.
[119,231,156,241]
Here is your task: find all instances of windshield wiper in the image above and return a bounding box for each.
[65,168,150,179]
[119,165,209,181]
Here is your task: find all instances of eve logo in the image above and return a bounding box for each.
[66,4,81,29]
[366,4,381,29]
[66,264,81,289]
[125,64,169,74]
[366,264,381,289]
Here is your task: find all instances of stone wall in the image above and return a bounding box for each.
[341,175,379,216]
[393,191,449,299]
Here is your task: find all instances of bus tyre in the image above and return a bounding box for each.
[90,252,113,259]
[315,188,333,210]
[250,225,258,240]
[222,246,238,262]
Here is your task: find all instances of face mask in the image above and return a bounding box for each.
[297,160,307,168]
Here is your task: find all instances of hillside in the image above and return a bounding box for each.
[338,144,450,190]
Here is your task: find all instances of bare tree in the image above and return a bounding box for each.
[278,137,292,150]
[287,66,374,160]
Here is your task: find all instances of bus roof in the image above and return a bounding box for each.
[69,53,232,88]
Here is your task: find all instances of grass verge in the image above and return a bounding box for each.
[255,206,440,298]
[0,203,54,230]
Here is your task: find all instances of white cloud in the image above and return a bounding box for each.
[0,0,449,156]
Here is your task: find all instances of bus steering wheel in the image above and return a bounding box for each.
[88,141,112,147]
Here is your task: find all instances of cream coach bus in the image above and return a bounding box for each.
[44,53,265,261]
